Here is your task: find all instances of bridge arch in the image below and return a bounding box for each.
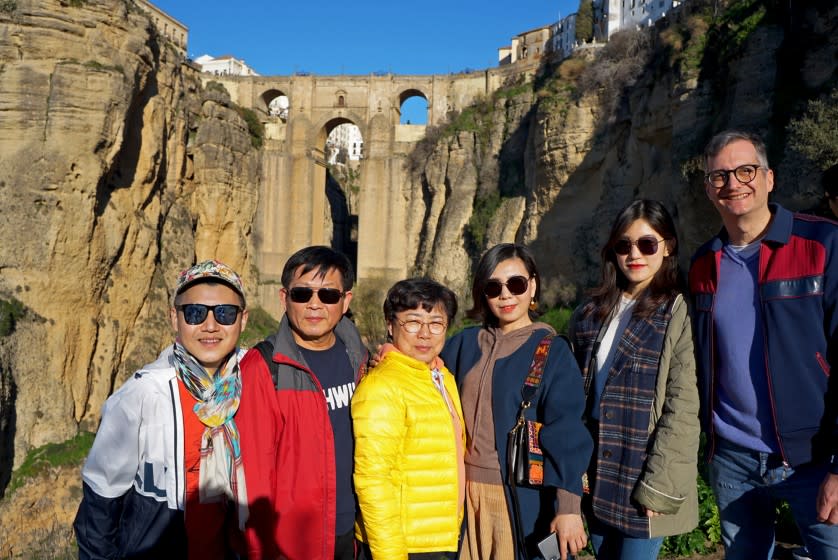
[260,88,290,117]
[397,88,429,106]
[314,115,367,270]
[314,114,368,149]
[397,88,430,125]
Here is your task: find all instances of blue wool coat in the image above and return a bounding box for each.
[441,326,593,559]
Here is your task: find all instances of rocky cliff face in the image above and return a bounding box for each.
[407,0,838,304]
[0,0,259,526]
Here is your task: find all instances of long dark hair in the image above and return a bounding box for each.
[466,243,541,328]
[586,200,680,322]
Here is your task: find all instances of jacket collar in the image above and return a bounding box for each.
[269,314,366,372]
[710,202,792,251]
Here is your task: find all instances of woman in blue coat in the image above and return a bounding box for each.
[441,243,592,560]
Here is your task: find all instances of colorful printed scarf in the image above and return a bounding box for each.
[172,342,249,530]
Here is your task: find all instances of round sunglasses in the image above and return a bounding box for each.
[612,236,665,256]
[287,286,345,305]
[484,275,531,298]
[177,303,242,326]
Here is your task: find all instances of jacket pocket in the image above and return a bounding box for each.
[816,352,831,377]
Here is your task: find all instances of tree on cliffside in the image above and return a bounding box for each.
[788,88,838,168]
[576,0,594,43]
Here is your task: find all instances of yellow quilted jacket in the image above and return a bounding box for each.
[352,349,465,559]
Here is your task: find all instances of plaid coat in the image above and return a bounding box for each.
[569,295,699,538]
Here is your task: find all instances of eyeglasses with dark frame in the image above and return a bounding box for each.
[705,164,761,189]
[177,304,243,326]
[286,286,346,305]
[396,318,448,335]
[613,236,666,256]
[484,275,531,299]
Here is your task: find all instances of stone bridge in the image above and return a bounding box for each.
[202,64,536,316]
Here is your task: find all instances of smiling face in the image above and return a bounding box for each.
[170,283,248,374]
[705,139,774,237]
[485,257,537,333]
[388,304,448,366]
[615,219,670,297]
[279,265,352,350]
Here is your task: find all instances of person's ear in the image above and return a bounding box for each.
[170,306,179,333]
[664,239,675,257]
[342,290,353,315]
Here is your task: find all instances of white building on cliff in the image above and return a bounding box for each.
[597,0,683,39]
[500,0,685,66]
[194,54,260,77]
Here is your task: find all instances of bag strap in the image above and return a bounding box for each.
[509,332,555,559]
[520,333,555,405]
[254,339,280,386]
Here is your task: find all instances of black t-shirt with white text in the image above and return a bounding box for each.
[300,338,357,534]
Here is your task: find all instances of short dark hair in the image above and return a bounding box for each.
[586,199,680,322]
[823,164,838,198]
[383,278,458,325]
[704,129,769,171]
[281,246,354,291]
[466,243,540,328]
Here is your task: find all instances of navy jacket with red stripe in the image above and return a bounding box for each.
[689,203,838,467]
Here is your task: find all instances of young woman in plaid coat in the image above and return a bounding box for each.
[569,200,700,559]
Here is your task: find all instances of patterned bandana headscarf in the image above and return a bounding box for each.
[172,341,249,530]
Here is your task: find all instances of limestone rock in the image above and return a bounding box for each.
[0,0,260,515]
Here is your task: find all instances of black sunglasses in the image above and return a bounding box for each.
[484,275,530,298]
[177,304,242,326]
[288,286,345,305]
[613,236,665,256]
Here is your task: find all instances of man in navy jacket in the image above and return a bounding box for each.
[689,130,838,560]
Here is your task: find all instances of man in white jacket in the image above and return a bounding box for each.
[73,260,258,560]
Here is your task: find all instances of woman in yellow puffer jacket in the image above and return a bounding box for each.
[352,278,465,560]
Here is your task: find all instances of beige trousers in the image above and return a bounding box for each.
[458,480,515,560]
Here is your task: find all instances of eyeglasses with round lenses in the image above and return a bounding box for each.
[613,236,665,256]
[287,287,345,305]
[705,164,761,189]
[484,275,531,298]
[177,303,242,326]
[397,319,448,335]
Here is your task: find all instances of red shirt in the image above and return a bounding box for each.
[178,380,243,559]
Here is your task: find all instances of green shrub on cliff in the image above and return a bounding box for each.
[235,106,265,149]
[205,80,228,95]
[465,191,502,252]
[788,88,838,168]
[0,297,25,337]
[7,432,95,494]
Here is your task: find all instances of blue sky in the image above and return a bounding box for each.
[153,0,580,76]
